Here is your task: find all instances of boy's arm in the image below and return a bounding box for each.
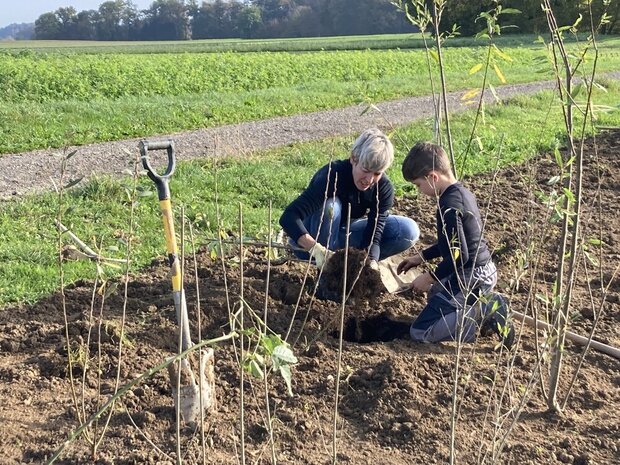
[421,244,440,261]
[433,208,469,280]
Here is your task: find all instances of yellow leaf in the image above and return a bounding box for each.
[493,64,507,84]
[461,88,480,101]
[492,44,513,62]
[469,63,483,75]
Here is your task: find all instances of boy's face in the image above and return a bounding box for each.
[351,157,384,191]
[412,174,438,197]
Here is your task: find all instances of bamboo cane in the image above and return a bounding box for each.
[513,311,620,360]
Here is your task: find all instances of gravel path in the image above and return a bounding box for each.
[1,73,618,199]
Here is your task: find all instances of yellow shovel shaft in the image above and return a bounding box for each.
[159,198,182,292]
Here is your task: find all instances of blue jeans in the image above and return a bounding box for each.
[292,198,419,260]
[409,262,497,343]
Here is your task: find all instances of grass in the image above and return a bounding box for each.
[0,33,582,54]
[1,81,618,307]
[1,34,619,154]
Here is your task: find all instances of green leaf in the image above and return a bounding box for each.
[570,83,583,99]
[279,364,294,396]
[64,150,79,161]
[248,359,264,379]
[103,282,119,299]
[461,88,480,101]
[553,146,563,167]
[63,177,84,189]
[562,188,575,202]
[261,334,282,354]
[493,64,507,84]
[272,344,298,365]
[492,44,513,62]
[499,8,521,15]
[429,49,439,63]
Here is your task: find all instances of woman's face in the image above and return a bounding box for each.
[351,157,384,191]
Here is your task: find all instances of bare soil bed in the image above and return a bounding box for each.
[0,130,619,465]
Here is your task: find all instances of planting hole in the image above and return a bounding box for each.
[335,314,412,343]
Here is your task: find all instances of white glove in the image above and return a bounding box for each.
[309,242,330,268]
[368,259,379,270]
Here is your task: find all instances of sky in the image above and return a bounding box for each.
[0,0,154,26]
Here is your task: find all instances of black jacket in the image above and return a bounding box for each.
[279,159,393,260]
[421,182,491,280]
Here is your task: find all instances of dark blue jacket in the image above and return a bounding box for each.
[422,182,492,281]
[279,159,393,260]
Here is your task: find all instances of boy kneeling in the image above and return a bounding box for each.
[398,142,514,349]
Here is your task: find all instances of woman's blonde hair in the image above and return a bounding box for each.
[350,128,394,172]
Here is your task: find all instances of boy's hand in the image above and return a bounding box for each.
[411,272,435,294]
[397,254,423,274]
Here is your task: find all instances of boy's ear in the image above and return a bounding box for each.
[426,171,440,183]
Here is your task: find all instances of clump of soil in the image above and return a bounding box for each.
[318,248,385,303]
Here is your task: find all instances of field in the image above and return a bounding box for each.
[0,30,619,465]
[1,129,618,464]
[1,34,619,154]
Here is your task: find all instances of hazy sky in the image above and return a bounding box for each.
[0,0,154,26]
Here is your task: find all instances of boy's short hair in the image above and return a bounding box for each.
[351,128,394,173]
[402,141,452,181]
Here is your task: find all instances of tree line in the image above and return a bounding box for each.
[33,0,617,41]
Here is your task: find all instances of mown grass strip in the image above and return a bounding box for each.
[1,82,618,307]
[0,33,591,54]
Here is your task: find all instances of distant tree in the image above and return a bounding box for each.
[96,0,139,41]
[193,0,240,38]
[236,4,262,38]
[141,0,191,40]
[0,23,35,40]
[55,7,80,39]
[34,12,62,39]
[329,0,409,36]
[74,10,99,40]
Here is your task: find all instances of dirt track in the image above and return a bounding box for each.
[0,77,581,199]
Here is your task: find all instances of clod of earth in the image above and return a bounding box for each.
[317,248,385,303]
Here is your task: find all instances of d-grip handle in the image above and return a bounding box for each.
[139,139,176,201]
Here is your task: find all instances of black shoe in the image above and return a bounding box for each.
[481,293,515,350]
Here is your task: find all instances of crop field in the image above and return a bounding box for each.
[0,28,619,465]
[1,34,619,153]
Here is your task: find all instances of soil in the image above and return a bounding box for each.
[1,129,619,465]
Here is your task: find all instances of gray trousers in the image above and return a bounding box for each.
[410,262,497,343]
